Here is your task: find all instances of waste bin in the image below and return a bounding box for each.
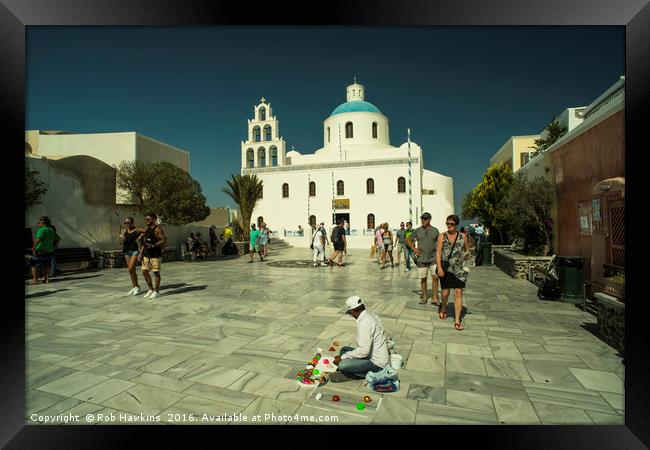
[480,242,492,266]
[557,256,584,300]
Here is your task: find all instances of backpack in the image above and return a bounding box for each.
[331,227,339,243]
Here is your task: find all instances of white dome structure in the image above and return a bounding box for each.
[240,80,454,248]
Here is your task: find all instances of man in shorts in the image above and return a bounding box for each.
[137,212,167,299]
[248,223,263,263]
[327,220,347,266]
[395,221,407,266]
[406,212,440,305]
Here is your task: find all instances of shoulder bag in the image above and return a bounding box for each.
[441,232,459,275]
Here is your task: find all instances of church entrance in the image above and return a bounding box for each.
[334,213,349,226]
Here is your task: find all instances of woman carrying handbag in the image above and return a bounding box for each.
[436,214,472,331]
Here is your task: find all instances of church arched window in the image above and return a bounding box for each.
[372,122,378,139]
[259,107,266,121]
[309,181,316,197]
[246,148,254,168]
[258,147,266,167]
[345,122,353,139]
[366,178,374,194]
[367,214,375,229]
[282,183,289,198]
[309,215,316,228]
[253,126,261,142]
[264,125,272,141]
[270,146,278,166]
[398,177,406,193]
[337,180,344,196]
[327,127,330,143]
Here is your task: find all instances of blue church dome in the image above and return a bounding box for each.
[330,100,382,116]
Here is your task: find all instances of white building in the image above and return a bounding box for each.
[240,82,454,249]
[25,130,190,203]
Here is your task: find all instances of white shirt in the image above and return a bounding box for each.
[341,309,390,368]
[312,227,326,246]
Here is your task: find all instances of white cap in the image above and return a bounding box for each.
[345,295,364,311]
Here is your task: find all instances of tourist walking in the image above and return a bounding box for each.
[311,222,328,267]
[47,222,61,278]
[248,223,264,262]
[259,223,270,257]
[29,216,61,285]
[120,216,142,295]
[374,224,385,264]
[436,214,472,331]
[138,212,167,299]
[406,212,440,305]
[327,220,347,266]
[403,221,416,272]
[394,222,407,266]
[381,223,395,269]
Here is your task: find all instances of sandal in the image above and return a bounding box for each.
[454,322,464,331]
[438,305,448,320]
[419,298,428,305]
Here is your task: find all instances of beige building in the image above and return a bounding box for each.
[489,135,540,172]
[25,130,190,203]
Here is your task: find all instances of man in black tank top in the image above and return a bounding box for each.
[137,212,167,299]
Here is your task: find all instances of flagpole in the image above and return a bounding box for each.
[407,128,413,224]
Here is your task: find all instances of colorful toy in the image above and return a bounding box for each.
[313,369,320,375]
[315,393,323,400]
[356,403,366,410]
[323,359,329,365]
[333,341,340,346]
[332,395,340,402]
[363,396,372,403]
[328,347,336,352]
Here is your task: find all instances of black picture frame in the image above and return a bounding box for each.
[3,0,648,446]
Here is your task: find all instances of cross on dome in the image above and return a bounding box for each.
[260,97,266,104]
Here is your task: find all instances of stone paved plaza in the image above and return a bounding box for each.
[25,246,624,425]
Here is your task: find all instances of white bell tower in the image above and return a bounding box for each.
[241,97,287,172]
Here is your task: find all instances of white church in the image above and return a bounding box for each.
[240,81,454,249]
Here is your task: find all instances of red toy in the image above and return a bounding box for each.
[332,395,340,402]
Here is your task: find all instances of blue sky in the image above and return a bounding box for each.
[26,26,624,216]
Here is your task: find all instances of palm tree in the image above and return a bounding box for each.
[222,174,264,241]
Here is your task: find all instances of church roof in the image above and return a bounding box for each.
[330,100,382,116]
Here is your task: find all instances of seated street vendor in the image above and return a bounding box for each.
[330,296,390,383]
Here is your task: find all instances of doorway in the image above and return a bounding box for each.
[334,213,349,226]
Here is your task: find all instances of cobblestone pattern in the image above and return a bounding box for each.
[494,250,552,280]
[597,304,625,352]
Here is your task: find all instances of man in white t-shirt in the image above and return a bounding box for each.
[330,295,390,382]
[312,222,328,267]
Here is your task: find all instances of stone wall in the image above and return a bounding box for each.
[494,249,553,280]
[594,293,624,352]
[100,247,180,269]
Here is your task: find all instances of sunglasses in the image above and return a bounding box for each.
[446,222,457,226]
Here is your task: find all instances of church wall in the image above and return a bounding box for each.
[249,161,456,249]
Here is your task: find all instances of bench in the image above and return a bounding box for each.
[54,247,98,272]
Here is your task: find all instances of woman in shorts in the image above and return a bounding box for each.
[120,217,142,295]
[381,223,395,269]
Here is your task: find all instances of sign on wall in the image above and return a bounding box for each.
[578,202,592,236]
[333,199,350,209]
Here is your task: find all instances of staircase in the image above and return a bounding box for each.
[269,238,292,250]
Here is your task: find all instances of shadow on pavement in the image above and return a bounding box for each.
[164,285,207,296]
[160,283,187,290]
[46,274,104,283]
[26,289,70,299]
